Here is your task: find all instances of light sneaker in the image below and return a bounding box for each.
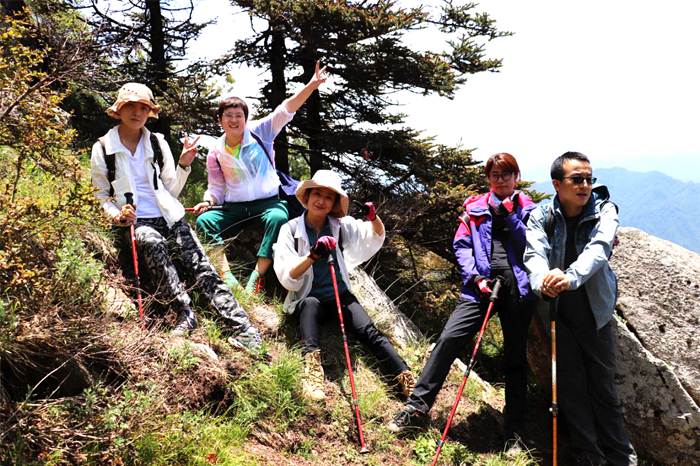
[303,350,325,401]
[228,326,269,359]
[388,404,421,433]
[396,370,416,398]
[172,306,197,337]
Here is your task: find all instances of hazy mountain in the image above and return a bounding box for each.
[524,153,700,184]
[531,167,700,254]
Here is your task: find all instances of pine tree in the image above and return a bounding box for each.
[228,0,511,191]
[79,0,221,145]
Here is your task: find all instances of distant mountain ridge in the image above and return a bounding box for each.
[531,167,700,254]
[523,152,700,184]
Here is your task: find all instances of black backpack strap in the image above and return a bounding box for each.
[150,133,164,190]
[249,131,274,168]
[458,211,470,232]
[544,204,555,244]
[288,217,300,253]
[99,136,116,198]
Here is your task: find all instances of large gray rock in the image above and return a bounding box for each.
[527,227,700,465]
[611,227,700,406]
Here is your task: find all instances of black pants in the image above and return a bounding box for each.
[558,317,637,465]
[407,269,532,434]
[295,292,409,378]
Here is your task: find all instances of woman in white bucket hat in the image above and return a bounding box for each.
[90,83,266,355]
[273,170,415,401]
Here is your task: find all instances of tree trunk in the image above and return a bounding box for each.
[145,0,172,144]
[269,23,288,173]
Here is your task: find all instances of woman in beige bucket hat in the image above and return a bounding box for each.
[273,170,415,401]
[90,83,266,355]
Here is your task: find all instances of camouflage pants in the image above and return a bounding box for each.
[120,217,252,333]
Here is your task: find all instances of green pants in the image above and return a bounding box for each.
[196,196,289,259]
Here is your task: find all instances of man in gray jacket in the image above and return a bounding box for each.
[524,152,636,466]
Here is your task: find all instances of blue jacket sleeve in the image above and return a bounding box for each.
[453,217,478,286]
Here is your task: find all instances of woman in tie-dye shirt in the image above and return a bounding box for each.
[194,61,327,294]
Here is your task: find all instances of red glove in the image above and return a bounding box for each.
[474,277,493,300]
[309,235,337,260]
[501,197,515,214]
[362,201,376,221]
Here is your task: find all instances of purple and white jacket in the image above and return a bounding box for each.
[454,191,536,303]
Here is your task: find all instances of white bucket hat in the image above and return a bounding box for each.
[295,170,349,217]
[107,83,161,120]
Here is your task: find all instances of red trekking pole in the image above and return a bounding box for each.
[430,277,503,466]
[124,192,145,331]
[327,254,370,454]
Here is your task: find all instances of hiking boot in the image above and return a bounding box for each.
[388,404,421,433]
[223,270,240,288]
[172,306,197,337]
[303,350,325,401]
[228,326,268,358]
[245,271,265,295]
[396,370,416,398]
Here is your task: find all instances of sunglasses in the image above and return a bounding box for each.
[564,176,597,185]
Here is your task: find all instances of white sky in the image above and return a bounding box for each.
[189,1,700,180]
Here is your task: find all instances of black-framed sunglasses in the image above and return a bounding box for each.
[488,172,513,182]
[564,176,597,185]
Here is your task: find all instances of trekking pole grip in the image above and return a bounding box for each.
[125,192,134,207]
[490,276,504,301]
[327,254,335,266]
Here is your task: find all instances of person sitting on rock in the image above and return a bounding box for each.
[524,151,637,466]
[191,61,327,295]
[273,170,415,401]
[90,82,265,354]
[388,153,536,452]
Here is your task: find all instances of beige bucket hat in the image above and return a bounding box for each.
[295,170,349,217]
[107,83,161,120]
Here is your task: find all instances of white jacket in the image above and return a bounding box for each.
[90,126,191,227]
[273,213,385,313]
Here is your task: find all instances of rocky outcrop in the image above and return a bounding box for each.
[527,227,700,465]
[611,227,700,406]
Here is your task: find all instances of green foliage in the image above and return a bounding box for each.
[131,411,252,466]
[228,348,305,430]
[412,431,537,465]
[169,341,201,373]
[54,237,104,306]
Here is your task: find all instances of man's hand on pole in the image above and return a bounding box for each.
[542,268,570,298]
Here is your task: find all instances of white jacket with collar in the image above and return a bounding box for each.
[90,126,191,227]
[273,212,385,314]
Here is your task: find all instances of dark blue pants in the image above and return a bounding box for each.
[407,269,532,435]
[558,317,637,465]
[295,292,409,378]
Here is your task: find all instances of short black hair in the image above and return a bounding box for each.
[217,96,248,121]
[551,151,590,180]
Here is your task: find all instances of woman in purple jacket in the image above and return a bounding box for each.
[389,153,536,447]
